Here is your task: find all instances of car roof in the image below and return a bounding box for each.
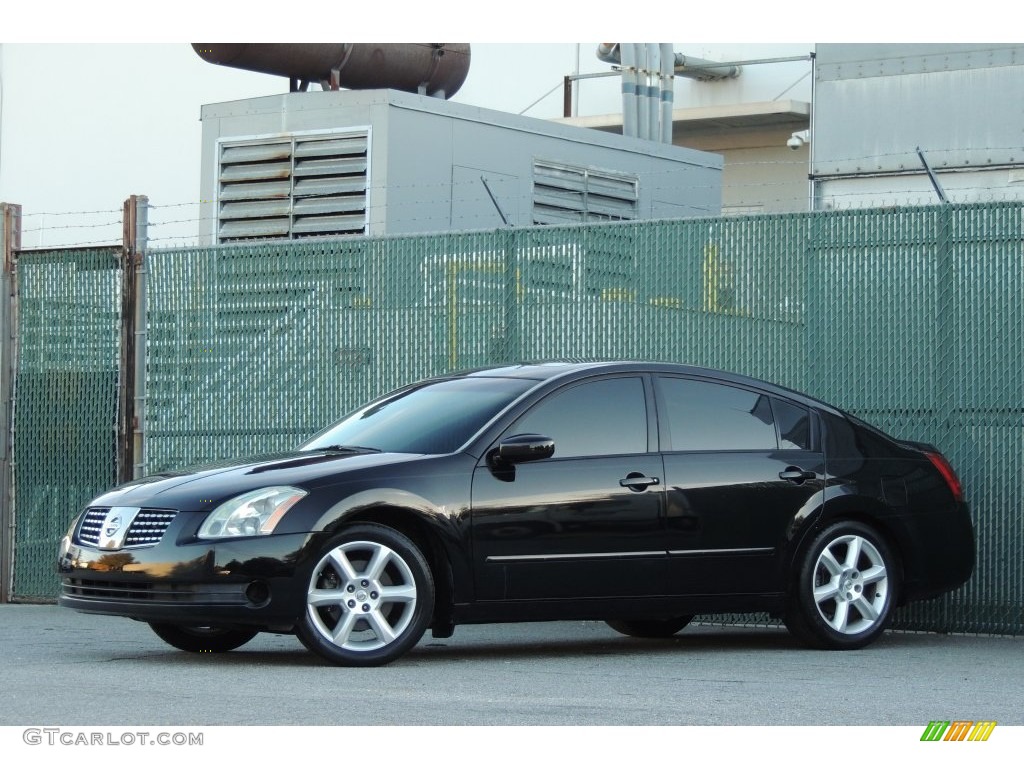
[447,360,837,413]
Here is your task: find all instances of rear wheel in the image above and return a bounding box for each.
[785,521,898,650]
[296,523,434,667]
[149,623,258,653]
[605,616,693,638]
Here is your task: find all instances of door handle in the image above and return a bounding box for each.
[619,474,660,491]
[779,467,816,483]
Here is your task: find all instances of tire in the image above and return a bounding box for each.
[296,523,434,667]
[605,616,693,638]
[149,623,258,653]
[785,520,899,650]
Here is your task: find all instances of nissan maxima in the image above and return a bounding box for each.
[58,361,975,666]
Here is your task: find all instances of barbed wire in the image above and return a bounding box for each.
[8,145,1024,248]
[18,207,124,219]
[23,193,1024,250]
[20,219,124,235]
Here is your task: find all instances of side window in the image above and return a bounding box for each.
[657,377,777,451]
[513,377,647,458]
[772,397,813,450]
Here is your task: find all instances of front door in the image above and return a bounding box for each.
[472,375,668,601]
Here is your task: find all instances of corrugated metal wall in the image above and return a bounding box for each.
[11,204,1024,636]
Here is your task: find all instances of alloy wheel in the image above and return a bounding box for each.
[306,539,419,652]
[811,533,890,635]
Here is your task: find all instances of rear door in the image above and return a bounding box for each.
[656,376,825,595]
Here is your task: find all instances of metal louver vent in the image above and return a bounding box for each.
[218,130,369,242]
[532,161,638,225]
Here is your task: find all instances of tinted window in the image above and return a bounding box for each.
[658,377,776,451]
[513,377,647,458]
[772,397,812,450]
[301,377,535,455]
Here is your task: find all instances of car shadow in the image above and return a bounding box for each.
[410,626,801,662]
[120,624,819,668]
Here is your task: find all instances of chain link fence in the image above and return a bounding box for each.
[9,204,1024,635]
[11,247,121,598]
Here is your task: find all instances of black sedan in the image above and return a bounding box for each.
[58,362,974,666]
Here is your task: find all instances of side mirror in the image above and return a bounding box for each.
[494,434,555,465]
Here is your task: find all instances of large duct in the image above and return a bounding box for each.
[192,43,471,98]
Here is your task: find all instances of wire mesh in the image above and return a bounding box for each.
[12,247,121,599]
[11,204,1024,634]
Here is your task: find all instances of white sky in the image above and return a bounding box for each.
[0,2,1008,247]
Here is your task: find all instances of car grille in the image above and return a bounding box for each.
[76,508,178,548]
[76,508,107,544]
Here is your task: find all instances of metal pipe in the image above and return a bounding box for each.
[659,42,675,144]
[596,44,745,83]
[917,147,950,204]
[618,44,638,138]
[647,44,660,141]
[688,54,812,68]
[673,53,742,81]
[596,42,619,65]
[635,44,650,141]
[579,53,812,85]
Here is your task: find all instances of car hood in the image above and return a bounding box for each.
[89,449,425,509]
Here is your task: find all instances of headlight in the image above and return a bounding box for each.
[197,486,307,539]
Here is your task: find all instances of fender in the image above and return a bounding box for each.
[782,482,915,599]
[312,487,475,604]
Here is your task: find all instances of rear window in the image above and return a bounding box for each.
[657,377,777,451]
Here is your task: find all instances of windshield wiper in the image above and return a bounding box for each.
[307,444,383,454]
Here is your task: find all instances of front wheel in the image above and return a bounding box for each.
[296,523,434,667]
[606,616,693,638]
[149,623,258,653]
[785,521,899,650]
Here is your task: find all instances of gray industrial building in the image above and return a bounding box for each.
[811,43,1024,208]
[198,88,723,245]
[560,42,1024,213]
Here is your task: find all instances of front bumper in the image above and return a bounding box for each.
[57,526,318,629]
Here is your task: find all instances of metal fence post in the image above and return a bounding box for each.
[502,228,521,362]
[117,195,149,484]
[0,203,21,603]
[133,197,149,480]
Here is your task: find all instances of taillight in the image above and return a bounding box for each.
[925,452,964,503]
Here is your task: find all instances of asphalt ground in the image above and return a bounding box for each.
[1,604,1021,727]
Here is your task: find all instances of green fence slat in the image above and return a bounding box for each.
[12,247,121,599]
[11,204,1024,635]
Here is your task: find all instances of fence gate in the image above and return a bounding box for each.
[9,246,122,599]
[1,197,145,601]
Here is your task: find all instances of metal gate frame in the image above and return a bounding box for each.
[0,203,21,602]
[0,196,148,602]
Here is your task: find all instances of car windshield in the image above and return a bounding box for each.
[300,376,536,455]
